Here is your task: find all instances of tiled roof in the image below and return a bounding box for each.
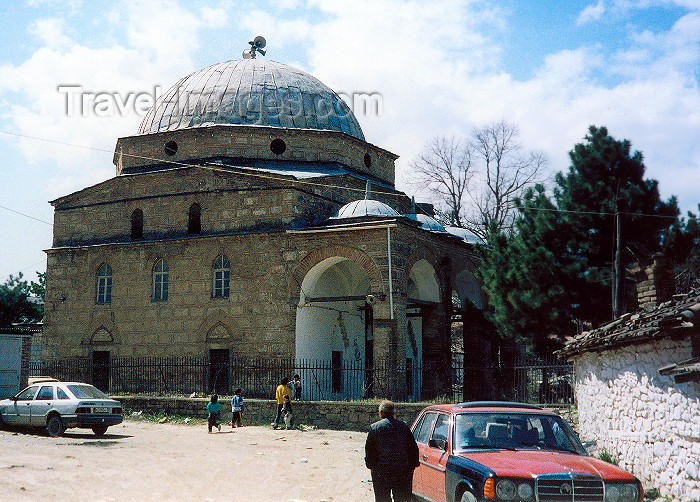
[559,289,700,359]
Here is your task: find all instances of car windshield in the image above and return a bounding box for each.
[67,384,110,400]
[454,412,586,455]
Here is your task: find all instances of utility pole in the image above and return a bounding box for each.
[612,181,623,319]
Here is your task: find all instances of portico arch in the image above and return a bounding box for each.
[294,249,382,400]
[406,258,442,400]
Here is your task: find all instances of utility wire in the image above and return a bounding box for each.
[0,204,53,226]
[0,128,684,223]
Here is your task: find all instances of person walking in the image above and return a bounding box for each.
[206,394,222,434]
[364,400,419,502]
[231,388,244,428]
[272,377,291,429]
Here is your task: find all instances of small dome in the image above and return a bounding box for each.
[332,199,400,219]
[445,226,482,243]
[139,59,365,140]
[406,213,448,233]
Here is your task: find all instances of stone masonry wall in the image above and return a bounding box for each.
[44,218,476,361]
[114,125,397,186]
[573,338,700,501]
[118,396,426,432]
[51,167,412,248]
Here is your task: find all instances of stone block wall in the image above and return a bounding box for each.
[118,396,426,432]
[573,337,700,501]
[114,125,397,187]
[51,167,414,249]
[44,217,476,359]
[20,336,32,391]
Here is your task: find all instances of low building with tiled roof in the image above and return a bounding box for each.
[560,259,700,501]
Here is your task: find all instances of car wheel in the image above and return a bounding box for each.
[92,426,108,437]
[460,490,478,502]
[46,415,65,437]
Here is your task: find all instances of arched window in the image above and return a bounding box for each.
[96,263,112,305]
[131,209,143,240]
[212,255,230,298]
[188,203,201,235]
[152,259,169,302]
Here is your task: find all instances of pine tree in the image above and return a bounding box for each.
[479,126,680,354]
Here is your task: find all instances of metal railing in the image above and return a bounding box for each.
[29,355,573,404]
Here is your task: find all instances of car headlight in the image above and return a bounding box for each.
[605,483,639,502]
[495,480,516,500]
[517,482,534,500]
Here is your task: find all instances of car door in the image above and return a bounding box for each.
[422,412,451,502]
[10,386,38,426]
[412,411,438,497]
[30,385,55,426]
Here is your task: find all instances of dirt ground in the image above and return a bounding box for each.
[0,419,376,502]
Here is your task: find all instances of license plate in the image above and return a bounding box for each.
[94,407,110,414]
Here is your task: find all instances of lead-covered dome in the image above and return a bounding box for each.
[332,200,401,219]
[138,59,365,140]
[406,213,448,233]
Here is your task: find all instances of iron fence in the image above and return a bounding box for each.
[460,355,575,405]
[29,355,573,404]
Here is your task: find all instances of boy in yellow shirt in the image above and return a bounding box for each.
[272,377,291,429]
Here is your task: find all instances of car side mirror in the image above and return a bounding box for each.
[429,438,447,450]
[582,440,597,455]
[13,396,18,402]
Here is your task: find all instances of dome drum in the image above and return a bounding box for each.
[114,124,397,185]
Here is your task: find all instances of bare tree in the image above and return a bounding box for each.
[468,121,547,238]
[408,136,474,228]
[408,121,546,240]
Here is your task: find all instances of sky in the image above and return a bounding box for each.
[0,0,698,283]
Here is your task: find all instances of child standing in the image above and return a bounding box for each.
[206,394,222,433]
[231,388,244,428]
[292,374,302,401]
[282,394,294,429]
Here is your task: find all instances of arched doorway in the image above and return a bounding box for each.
[295,257,372,400]
[406,259,441,401]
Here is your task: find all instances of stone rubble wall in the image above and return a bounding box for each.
[118,396,577,434]
[573,337,700,501]
[118,396,426,432]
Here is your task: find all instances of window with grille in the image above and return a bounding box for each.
[153,259,169,301]
[212,255,230,298]
[96,263,112,304]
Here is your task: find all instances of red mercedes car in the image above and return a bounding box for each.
[411,402,642,502]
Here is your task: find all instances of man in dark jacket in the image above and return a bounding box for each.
[365,400,420,502]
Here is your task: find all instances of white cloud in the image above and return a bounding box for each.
[1,0,699,219]
[611,0,700,11]
[28,17,73,49]
[0,1,231,200]
[612,11,700,81]
[577,0,606,25]
[253,0,699,212]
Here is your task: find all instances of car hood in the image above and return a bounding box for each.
[458,450,637,480]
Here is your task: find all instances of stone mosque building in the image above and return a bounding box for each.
[42,49,482,400]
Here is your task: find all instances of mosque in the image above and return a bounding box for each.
[42,43,483,400]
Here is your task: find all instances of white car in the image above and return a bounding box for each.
[0,380,123,437]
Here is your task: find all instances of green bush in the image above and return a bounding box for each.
[597,450,619,466]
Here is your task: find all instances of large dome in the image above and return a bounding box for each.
[138,59,365,140]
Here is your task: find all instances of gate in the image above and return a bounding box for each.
[0,335,23,398]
